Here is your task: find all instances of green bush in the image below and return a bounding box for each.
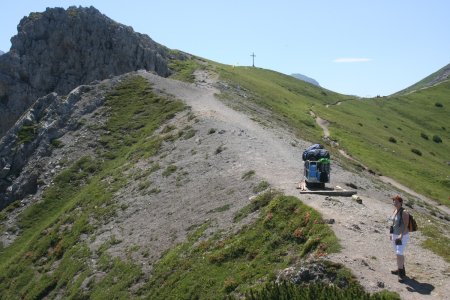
[420,133,429,140]
[432,135,442,143]
[50,138,64,148]
[388,137,397,143]
[411,149,422,156]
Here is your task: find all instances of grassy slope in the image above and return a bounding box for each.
[214,64,449,206]
[0,76,185,299]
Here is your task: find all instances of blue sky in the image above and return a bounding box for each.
[1,1,449,97]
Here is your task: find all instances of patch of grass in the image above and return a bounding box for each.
[420,222,450,263]
[208,204,231,213]
[138,192,341,299]
[162,164,177,177]
[138,181,151,191]
[183,128,197,139]
[148,187,161,194]
[241,170,255,180]
[17,123,38,144]
[239,281,400,300]
[168,58,203,83]
[253,180,270,193]
[233,190,280,223]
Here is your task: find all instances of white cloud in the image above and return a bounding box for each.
[333,58,372,63]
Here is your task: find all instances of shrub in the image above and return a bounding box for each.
[432,135,442,143]
[435,102,443,107]
[388,137,397,143]
[208,128,216,134]
[411,149,422,156]
[50,138,64,148]
[420,133,429,140]
[215,145,224,154]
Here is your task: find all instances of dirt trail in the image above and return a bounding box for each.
[132,70,449,299]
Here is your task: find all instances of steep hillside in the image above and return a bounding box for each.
[214,65,449,206]
[1,66,449,299]
[395,63,450,95]
[0,6,182,137]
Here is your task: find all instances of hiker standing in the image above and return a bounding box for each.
[389,195,410,282]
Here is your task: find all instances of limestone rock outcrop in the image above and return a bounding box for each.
[0,6,178,136]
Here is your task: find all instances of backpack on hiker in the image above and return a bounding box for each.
[400,207,418,232]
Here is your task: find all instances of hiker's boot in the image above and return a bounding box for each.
[398,268,406,283]
[391,265,405,275]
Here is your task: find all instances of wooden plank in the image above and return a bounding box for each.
[298,189,357,197]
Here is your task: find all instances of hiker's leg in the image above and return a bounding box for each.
[396,254,404,269]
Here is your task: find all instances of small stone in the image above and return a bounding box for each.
[377,281,385,288]
[351,224,361,231]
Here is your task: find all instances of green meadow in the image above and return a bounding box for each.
[214,64,449,206]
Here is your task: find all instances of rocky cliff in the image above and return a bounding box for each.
[0,6,178,137]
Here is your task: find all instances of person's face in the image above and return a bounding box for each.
[393,199,401,208]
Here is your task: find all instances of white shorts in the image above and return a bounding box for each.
[392,233,410,255]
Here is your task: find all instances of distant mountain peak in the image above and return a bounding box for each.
[290,73,320,86]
